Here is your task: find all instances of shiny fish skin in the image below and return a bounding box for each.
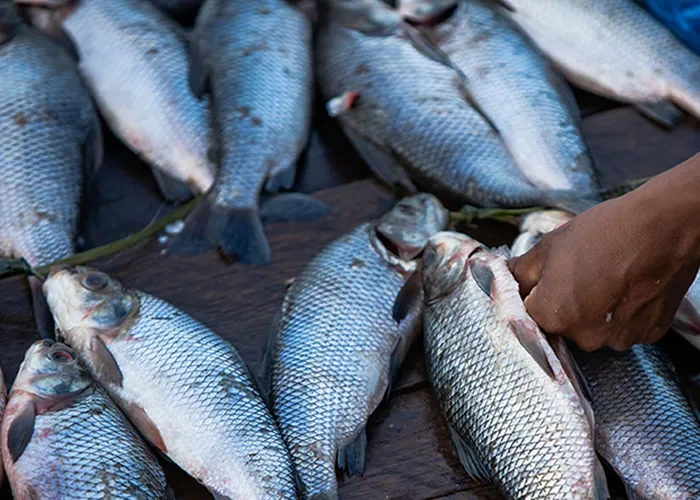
[673,272,700,350]
[510,209,573,258]
[420,232,603,499]
[575,345,700,499]
[189,0,313,262]
[0,19,98,267]
[266,194,448,499]
[1,340,168,499]
[43,268,297,499]
[316,2,588,211]
[435,0,599,193]
[500,0,700,121]
[30,0,215,197]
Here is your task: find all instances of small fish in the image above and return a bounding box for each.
[575,344,700,499]
[316,0,595,213]
[19,0,215,202]
[178,0,325,264]
[263,194,449,499]
[401,231,607,498]
[497,0,700,128]
[43,267,297,499]
[1,340,168,499]
[433,0,600,194]
[0,1,102,337]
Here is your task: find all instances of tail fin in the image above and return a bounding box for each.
[29,276,54,340]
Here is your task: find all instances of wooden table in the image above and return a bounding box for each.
[0,93,698,498]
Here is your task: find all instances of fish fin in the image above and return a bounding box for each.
[491,245,511,259]
[207,204,271,265]
[552,339,595,428]
[448,426,490,481]
[166,200,214,256]
[509,318,556,380]
[469,259,495,299]
[82,111,104,185]
[540,189,601,215]
[259,193,331,222]
[392,270,422,324]
[338,122,416,193]
[29,276,54,340]
[383,336,405,404]
[150,167,195,203]
[594,458,611,500]
[187,32,208,99]
[257,308,281,405]
[635,101,684,129]
[89,334,123,388]
[401,22,454,68]
[264,162,298,192]
[25,486,40,500]
[337,429,367,477]
[7,398,36,463]
[487,0,515,12]
[129,402,168,454]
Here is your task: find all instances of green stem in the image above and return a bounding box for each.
[1,196,202,281]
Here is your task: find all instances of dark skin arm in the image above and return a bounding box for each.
[508,153,700,351]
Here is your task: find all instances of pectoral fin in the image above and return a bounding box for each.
[90,335,123,388]
[7,398,36,463]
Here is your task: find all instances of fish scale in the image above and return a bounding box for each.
[0,25,94,267]
[575,345,700,498]
[422,235,602,498]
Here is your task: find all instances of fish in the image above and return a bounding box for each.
[0,1,102,337]
[316,0,595,213]
[180,0,325,264]
[510,209,573,258]
[574,344,700,499]
[496,0,700,127]
[19,0,215,203]
[43,267,297,499]
[1,340,169,499]
[262,193,449,499]
[432,0,600,194]
[399,231,607,498]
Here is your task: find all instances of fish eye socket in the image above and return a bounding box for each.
[50,350,74,363]
[82,272,109,292]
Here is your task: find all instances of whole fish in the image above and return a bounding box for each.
[399,232,607,498]
[0,2,101,337]
[1,340,168,499]
[20,0,215,202]
[43,267,297,499]
[263,194,448,499]
[433,0,599,193]
[185,0,322,264]
[316,0,594,212]
[575,345,700,499]
[510,209,573,258]
[497,0,700,127]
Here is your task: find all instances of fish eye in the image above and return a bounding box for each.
[50,350,75,363]
[82,272,109,292]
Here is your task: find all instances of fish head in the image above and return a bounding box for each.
[43,266,137,337]
[0,1,23,45]
[13,340,92,399]
[373,193,449,265]
[421,231,483,304]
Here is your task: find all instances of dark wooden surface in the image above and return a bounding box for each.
[0,90,699,499]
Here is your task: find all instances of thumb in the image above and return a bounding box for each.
[508,243,545,297]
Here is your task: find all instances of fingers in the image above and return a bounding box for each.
[508,242,546,297]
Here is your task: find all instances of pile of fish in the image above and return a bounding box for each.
[0,0,698,497]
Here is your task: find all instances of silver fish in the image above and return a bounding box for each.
[20,0,215,201]
[434,0,599,193]
[498,0,700,127]
[43,267,297,499]
[316,0,593,213]
[575,345,700,499]
[184,0,321,264]
[1,340,168,499]
[405,232,607,498]
[0,2,101,335]
[510,209,572,258]
[263,194,449,499]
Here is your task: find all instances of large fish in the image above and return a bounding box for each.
[398,232,607,498]
[0,2,101,337]
[575,345,700,499]
[43,267,297,499]
[182,0,323,264]
[19,0,215,202]
[433,0,600,193]
[1,340,168,499]
[263,194,449,499]
[316,0,594,212]
[496,0,700,127]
